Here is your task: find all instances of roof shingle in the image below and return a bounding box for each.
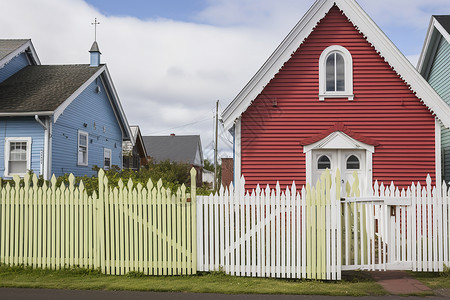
[142,135,202,166]
[0,39,29,62]
[434,15,450,35]
[0,64,102,113]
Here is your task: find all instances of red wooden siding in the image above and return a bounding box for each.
[240,6,436,190]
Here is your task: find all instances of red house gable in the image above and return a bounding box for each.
[232,4,444,190]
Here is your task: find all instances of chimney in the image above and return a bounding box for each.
[89,41,101,67]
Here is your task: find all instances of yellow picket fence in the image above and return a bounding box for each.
[0,168,197,275]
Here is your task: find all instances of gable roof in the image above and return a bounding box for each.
[417,15,450,79]
[222,0,450,130]
[0,63,132,140]
[0,39,40,67]
[142,135,203,166]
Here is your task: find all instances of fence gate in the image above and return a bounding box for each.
[341,174,450,272]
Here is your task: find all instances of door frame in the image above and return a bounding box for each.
[303,131,375,191]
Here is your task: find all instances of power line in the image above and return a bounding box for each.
[145,116,211,135]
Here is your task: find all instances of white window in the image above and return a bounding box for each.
[78,131,88,166]
[319,45,354,101]
[4,137,32,177]
[104,148,112,170]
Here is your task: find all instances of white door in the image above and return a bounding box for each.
[312,149,366,195]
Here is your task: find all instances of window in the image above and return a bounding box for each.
[346,155,360,170]
[4,137,32,177]
[326,52,345,92]
[317,155,331,170]
[319,45,353,101]
[104,148,112,170]
[78,131,88,166]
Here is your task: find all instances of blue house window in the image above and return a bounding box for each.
[104,148,112,170]
[4,137,32,177]
[78,131,88,166]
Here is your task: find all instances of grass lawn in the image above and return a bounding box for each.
[0,265,387,296]
[410,270,450,289]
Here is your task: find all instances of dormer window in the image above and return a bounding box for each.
[319,45,353,101]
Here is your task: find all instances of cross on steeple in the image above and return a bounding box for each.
[91,18,100,41]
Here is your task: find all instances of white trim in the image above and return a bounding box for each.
[222,0,450,130]
[103,148,112,170]
[0,111,53,117]
[303,131,374,189]
[234,118,242,184]
[77,130,89,166]
[436,119,442,195]
[4,137,32,177]
[222,0,332,130]
[318,45,354,101]
[54,66,105,122]
[0,40,40,69]
[303,131,375,153]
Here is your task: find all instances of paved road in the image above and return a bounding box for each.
[0,288,448,300]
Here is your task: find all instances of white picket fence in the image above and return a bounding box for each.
[197,170,342,280]
[198,171,450,279]
[342,174,450,272]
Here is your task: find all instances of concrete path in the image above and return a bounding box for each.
[0,288,449,300]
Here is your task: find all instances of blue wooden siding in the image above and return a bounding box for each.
[427,36,450,182]
[0,53,30,83]
[51,76,123,177]
[0,117,45,178]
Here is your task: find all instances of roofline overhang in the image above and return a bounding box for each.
[0,40,41,68]
[417,16,450,77]
[0,111,53,117]
[221,0,450,130]
[101,66,133,142]
[52,64,133,142]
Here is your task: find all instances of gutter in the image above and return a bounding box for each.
[34,115,50,180]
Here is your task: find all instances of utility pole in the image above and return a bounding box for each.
[214,100,219,191]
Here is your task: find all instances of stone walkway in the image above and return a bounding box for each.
[369,270,433,295]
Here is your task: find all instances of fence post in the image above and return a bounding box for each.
[97,169,106,273]
[190,167,197,274]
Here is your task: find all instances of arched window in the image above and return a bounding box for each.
[319,45,353,101]
[346,155,360,170]
[317,155,331,170]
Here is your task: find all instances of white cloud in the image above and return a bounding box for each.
[0,0,447,160]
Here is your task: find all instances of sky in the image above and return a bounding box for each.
[1,0,450,162]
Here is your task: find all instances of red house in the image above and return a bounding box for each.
[222,0,450,190]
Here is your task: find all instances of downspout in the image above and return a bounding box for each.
[35,115,49,180]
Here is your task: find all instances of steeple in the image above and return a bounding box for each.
[89,41,101,67]
[89,18,101,67]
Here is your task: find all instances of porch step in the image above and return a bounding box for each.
[369,270,432,295]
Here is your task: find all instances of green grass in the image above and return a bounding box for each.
[0,265,387,296]
[410,267,450,289]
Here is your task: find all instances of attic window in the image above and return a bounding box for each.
[319,45,354,101]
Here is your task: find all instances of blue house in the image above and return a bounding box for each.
[418,16,450,183]
[0,39,132,179]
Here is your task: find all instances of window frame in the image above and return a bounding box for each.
[103,148,112,170]
[77,130,89,166]
[4,137,32,177]
[319,45,354,101]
